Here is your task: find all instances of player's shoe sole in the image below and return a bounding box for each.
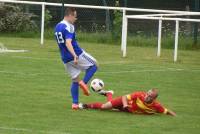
[79,80,90,96]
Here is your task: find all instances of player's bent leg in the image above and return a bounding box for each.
[65,60,90,96]
[98,90,114,101]
[72,71,90,96]
[78,51,98,96]
[84,97,123,111]
[101,102,113,109]
[86,102,103,109]
[110,96,124,109]
[80,51,98,84]
[79,80,90,96]
[83,65,98,84]
[80,101,112,110]
[106,91,113,101]
[79,65,97,96]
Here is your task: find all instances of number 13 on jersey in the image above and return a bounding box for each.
[55,32,64,44]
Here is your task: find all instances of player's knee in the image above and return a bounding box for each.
[95,61,99,68]
[72,76,79,82]
[101,102,112,109]
[93,64,98,72]
[101,104,107,109]
[88,64,98,73]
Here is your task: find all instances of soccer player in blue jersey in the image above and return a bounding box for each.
[54,7,98,109]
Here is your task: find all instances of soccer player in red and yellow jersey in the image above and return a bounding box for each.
[79,89,176,116]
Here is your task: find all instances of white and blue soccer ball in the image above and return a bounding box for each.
[90,78,104,92]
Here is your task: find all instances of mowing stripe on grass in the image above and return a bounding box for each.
[0,126,70,134]
[6,55,135,65]
[0,55,167,65]
[0,68,190,77]
[98,68,185,74]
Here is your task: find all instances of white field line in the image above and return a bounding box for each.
[2,55,129,65]
[0,55,189,67]
[0,70,39,76]
[0,68,192,77]
[0,50,28,53]
[1,55,198,68]
[0,126,70,134]
[98,68,185,74]
[9,56,135,65]
[1,55,138,66]
[10,56,58,61]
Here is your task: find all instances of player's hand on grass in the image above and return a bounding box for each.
[167,109,177,116]
[122,96,129,111]
[169,110,177,116]
[123,105,129,111]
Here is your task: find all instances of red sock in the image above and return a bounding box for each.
[87,102,103,109]
[106,92,113,101]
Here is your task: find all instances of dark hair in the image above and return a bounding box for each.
[64,7,76,16]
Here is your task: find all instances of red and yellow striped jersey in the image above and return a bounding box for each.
[126,91,168,114]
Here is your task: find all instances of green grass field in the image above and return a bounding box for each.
[0,37,200,134]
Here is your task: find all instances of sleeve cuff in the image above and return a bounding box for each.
[163,108,168,114]
[126,95,131,101]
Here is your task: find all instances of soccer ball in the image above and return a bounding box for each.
[90,78,104,92]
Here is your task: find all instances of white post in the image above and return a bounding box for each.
[121,9,126,51]
[122,16,128,57]
[174,20,179,62]
[41,3,45,45]
[157,19,162,57]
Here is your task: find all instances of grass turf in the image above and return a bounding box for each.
[0,37,200,134]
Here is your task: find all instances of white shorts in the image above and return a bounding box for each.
[64,51,97,79]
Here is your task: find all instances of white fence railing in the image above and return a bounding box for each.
[0,0,200,62]
[122,14,200,62]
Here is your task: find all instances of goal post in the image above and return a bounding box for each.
[157,19,162,57]
[122,13,200,62]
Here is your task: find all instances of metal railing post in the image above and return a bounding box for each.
[174,20,179,62]
[157,19,162,57]
[40,3,45,45]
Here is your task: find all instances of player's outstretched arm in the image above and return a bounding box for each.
[166,109,176,116]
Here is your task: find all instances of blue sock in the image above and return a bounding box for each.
[83,65,98,84]
[71,82,79,104]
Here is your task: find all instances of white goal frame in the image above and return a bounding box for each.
[122,13,200,62]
